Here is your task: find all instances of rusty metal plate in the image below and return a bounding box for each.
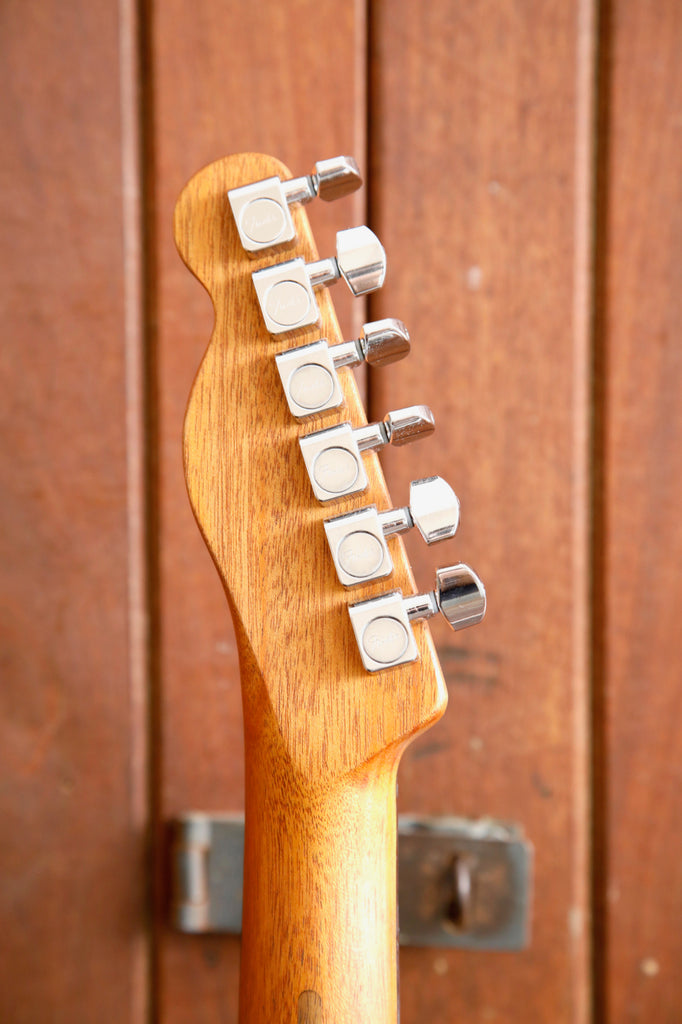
[171,813,532,950]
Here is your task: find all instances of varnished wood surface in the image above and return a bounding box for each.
[176,152,445,1022]
[600,1,682,1019]
[369,2,594,1021]
[0,1,149,1021]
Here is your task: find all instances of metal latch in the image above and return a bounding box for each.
[171,814,532,951]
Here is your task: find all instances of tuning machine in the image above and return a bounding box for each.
[275,319,410,418]
[324,477,460,586]
[228,156,362,254]
[299,406,435,503]
[252,226,386,335]
[348,565,487,672]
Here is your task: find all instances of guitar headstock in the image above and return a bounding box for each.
[175,153,485,784]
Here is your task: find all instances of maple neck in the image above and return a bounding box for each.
[175,153,451,1024]
[237,632,401,1024]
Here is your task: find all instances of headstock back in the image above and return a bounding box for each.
[175,153,447,784]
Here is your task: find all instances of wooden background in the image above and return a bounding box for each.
[1,0,680,1021]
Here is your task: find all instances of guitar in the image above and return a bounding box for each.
[174,152,485,1024]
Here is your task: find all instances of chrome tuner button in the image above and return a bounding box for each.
[299,406,435,503]
[275,319,410,419]
[349,564,486,672]
[228,156,362,254]
[324,477,460,587]
[252,226,386,335]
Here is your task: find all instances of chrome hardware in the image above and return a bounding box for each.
[324,477,460,586]
[348,564,486,672]
[299,405,435,503]
[171,813,533,951]
[275,319,410,418]
[228,156,362,253]
[252,226,386,335]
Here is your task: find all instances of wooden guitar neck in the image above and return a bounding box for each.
[175,152,479,1023]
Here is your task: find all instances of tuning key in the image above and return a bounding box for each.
[299,406,435,503]
[228,157,362,254]
[252,226,386,335]
[348,564,487,672]
[275,319,410,418]
[324,477,460,586]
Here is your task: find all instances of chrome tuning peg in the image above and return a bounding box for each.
[275,319,410,418]
[348,564,487,672]
[252,226,386,335]
[228,157,362,254]
[324,477,460,586]
[300,406,435,503]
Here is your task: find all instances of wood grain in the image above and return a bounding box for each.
[599,1,682,1019]
[175,152,446,1022]
[0,1,149,1021]
[368,2,594,1021]
[150,4,367,1018]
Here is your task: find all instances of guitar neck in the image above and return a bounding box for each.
[176,151,484,1024]
[240,645,400,1022]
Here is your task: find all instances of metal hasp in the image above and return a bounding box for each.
[171,814,532,951]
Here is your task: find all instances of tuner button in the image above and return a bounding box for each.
[335,227,387,296]
[276,322,410,420]
[359,319,410,367]
[348,590,419,673]
[384,405,435,447]
[301,408,434,503]
[253,225,387,336]
[228,176,296,253]
[299,423,369,502]
[349,564,486,671]
[434,564,487,631]
[275,340,344,418]
[314,156,362,202]
[324,506,393,587]
[408,477,460,544]
[325,476,459,587]
[229,157,363,253]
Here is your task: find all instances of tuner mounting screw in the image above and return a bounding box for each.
[228,156,362,254]
[299,406,435,503]
[252,226,386,335]
[275,319,410,419]
[324,477,460,587]
[348,564,486,672]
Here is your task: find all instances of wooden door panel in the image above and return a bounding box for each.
[0,1,148,1021]
[600,1,682,1019]
[368,2,594,1020]
[150,2,366,1018]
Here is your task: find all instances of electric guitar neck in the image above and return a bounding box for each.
[175,152,485,1024]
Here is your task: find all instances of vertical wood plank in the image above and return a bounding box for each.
[148,3,366,1019]
[0,2,149,1022]
[600,1,682,1019]
[369,2,594,1021]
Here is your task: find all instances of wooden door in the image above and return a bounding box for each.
[2,1,680,1021]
